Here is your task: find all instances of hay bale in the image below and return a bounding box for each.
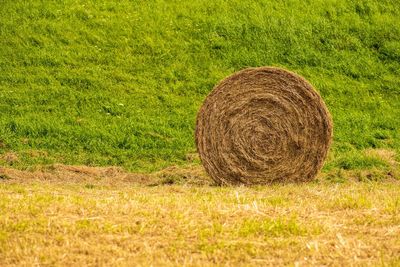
[195,67,333,185]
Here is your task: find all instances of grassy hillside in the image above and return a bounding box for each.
[1,0,400,172]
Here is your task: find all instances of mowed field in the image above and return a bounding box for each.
[0,0,400,265]
[1,167,399,266]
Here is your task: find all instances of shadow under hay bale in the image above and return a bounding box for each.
[196,67,333,185]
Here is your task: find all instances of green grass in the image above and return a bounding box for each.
[1,0,400,172]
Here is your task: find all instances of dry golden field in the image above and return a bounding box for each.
[1,164,399,266]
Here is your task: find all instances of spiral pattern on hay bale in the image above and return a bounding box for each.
[195,67,333,185]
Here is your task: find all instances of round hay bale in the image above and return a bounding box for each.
[195,67,333,185]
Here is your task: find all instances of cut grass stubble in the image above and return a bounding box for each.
[0,168,399,266]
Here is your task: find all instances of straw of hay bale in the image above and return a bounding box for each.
[195,67,333,185]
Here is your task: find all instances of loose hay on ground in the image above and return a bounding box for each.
[0,164,213,186]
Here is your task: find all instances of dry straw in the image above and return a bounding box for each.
[195,67,333,185]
